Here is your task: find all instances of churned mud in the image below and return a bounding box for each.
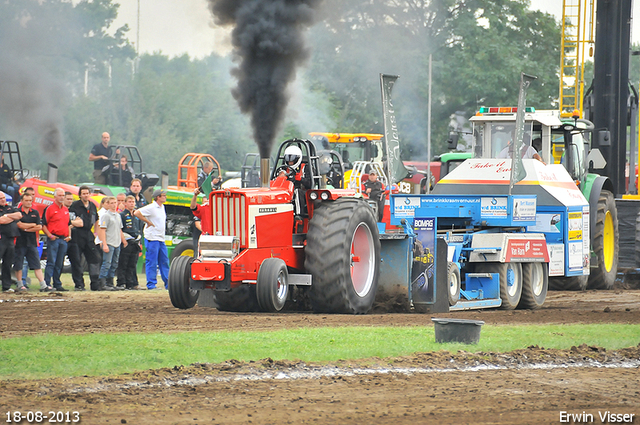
[1,289,639,424]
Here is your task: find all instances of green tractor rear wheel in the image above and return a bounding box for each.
[588,190,618,290]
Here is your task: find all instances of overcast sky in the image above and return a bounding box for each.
[112,0,640,59]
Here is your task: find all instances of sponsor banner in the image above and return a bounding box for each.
[513,198,536,221]
[412,217,435,304]
[481,197,507,218]
[568,241,583,270]
[528,213,562,233]
[380,73,411,184]
[505,239,549,262]
[582,206,590,272]
[37,186,56,198]
[568,212,583,241]
[548,243,565,276]
[393,196,420,218]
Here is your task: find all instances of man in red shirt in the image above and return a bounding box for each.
[42,188,72,291]
[190,187,211,258]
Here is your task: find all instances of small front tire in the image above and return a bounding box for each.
[256,258,289,312]
[168,255,199,309]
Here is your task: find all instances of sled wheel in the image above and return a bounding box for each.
[447,262,461,306]
[475,262,522,310]
[518,262,547,309]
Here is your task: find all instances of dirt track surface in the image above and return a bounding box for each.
[2,289,640,424]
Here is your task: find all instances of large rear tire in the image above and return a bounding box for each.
[256,258,289,312]
[305,198,381,314]
[475,262,522,310]
[214,285,260,312]
[588,190,618,289]
[168,256,199,309]
[518,263,547,309]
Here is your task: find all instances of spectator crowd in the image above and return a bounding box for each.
[0,131,221,294]
[0,179,172,293]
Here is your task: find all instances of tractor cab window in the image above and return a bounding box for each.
[331,143,368,168]
[472,122,534,159]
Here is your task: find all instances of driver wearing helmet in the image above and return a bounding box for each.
[278,145,312,190]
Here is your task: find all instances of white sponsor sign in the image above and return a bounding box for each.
[481,197,507,218]
[393,196,420,218]
[513,198,536,221]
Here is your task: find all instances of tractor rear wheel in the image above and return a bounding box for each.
[170,239,195,263]
[475,262,522,310]
[548,275,588,291]
[168,255,199,309]
[305,198,381,314]
[447,262,461,306]
[588,190,618,289]
[256,258,289,312]
[518,262,547,309]
[214,285,260,312]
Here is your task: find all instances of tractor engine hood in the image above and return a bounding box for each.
[433,158,588,208]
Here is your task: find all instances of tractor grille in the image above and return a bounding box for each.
[211,192,247,246]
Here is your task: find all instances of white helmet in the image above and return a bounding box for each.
[283,145,302,168]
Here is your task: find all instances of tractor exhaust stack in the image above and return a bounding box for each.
[47,163,58,183]
[261,157,270,187]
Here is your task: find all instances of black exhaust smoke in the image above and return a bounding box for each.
[207,0,321,159]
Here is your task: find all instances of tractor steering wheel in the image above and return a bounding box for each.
[275,164,295,179]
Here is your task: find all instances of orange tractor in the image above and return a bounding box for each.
[168,139,381,314]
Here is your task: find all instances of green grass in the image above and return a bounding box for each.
[2,324,639,380]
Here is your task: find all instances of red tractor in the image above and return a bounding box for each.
[168,139,381,314]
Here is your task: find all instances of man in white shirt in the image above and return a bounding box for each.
[134,189,170,289]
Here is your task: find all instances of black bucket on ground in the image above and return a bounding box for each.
[432,318,484,344]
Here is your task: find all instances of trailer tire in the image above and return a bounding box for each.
[588,190,618,290]
[306,198,380,314]
[518,263,547,309]
[548,275,588,291]
[447,262,461,306]
[214,285,260,312]
[256,258,289,312]
[475,262,522,310]
[168,255,199,309]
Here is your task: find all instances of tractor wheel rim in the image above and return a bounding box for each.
[506,264,518,297]
[532,263,544,296]
[350,223,375,297]
[181,249,194,257]
[276,270,288,301]
[449,269,459,297]
[603,211,614,272]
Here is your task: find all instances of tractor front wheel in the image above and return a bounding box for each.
[168,255,199,309]
[588,190,618,289]
[256,258,289,312]
[305,198,381,314]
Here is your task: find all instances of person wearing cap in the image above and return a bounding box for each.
[362,170,385,221]
[134,189,169,289]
